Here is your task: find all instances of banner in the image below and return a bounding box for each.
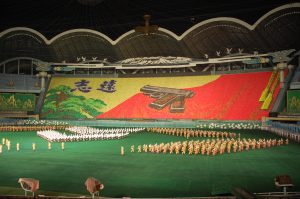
[287,90,300,113]
[41,72,273,120]
[0,93,36,111]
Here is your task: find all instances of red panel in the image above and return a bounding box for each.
[97,72,279,120]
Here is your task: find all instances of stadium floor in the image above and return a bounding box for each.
[0,130,299,198]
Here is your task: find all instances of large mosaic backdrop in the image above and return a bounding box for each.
[42,72,278,120]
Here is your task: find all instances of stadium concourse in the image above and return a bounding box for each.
[0,0,300,198]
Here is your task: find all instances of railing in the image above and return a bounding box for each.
[266,121,300,134]
[263,121,300,143]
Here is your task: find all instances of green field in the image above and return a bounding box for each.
[0,130,299,197]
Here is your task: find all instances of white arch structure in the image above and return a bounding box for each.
[0,57,43,66]
[0,3,299,45]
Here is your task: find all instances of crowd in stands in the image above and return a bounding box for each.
[0,125,66,132]
[119,56,192,65]
[0,119,68,127]
[197,122,261,130]
[65,126,144,135]
[216,66,230,71]
[266,121,300,133]
[130,137,288,156]
[22,120,68,126]
[37,127,145,142]
[264,121,300,143]
[0,119,261,130]
[0,119,69,132]
[215,64,262,71]
[0,119,27,126]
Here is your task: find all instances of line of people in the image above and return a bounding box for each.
[0,138,65,153]
[129,137,288,156]
[147,127,237,139]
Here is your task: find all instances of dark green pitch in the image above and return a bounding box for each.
[0,130,299,197]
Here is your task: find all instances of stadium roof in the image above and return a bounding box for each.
[0,1,299,63]
[0,0,298,40]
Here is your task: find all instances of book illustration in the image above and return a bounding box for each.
[140,85,194,113]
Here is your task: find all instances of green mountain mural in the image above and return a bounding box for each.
[42,85,106,119]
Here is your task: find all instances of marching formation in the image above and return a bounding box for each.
[37,127,144,142]
[147,127,237,139]
[0,124,292,157]
[129,137,289,156]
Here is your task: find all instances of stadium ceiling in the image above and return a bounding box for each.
[0,1,299,63]
[0,0,298,40]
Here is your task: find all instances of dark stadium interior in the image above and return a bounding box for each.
[0,0,298,39]
[0,0,300,199]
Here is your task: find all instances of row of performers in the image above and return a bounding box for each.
[0,139,64,152]
[0,125,67,132]
[147,127,237,139]
[129,138,288,156]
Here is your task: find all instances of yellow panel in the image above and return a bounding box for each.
[49,75,220,112]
